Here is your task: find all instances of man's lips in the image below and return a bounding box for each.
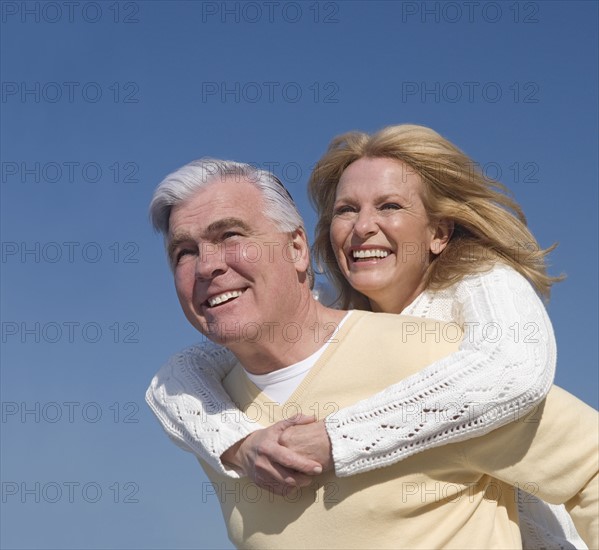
[204,289,245,308]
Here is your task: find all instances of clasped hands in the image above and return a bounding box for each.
[221,415,333,495]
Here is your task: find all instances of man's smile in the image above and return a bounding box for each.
[205,289,246,308]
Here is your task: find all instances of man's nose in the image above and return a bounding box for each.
[195,243,227,280]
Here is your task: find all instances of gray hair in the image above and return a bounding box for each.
[150,158,313,285]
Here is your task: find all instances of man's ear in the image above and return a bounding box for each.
[430,219,454,255]
[290,228,311,274]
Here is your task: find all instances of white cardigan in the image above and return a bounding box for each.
[146,263,584,548]
[146,264,555,474]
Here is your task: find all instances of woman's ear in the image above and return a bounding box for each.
[430,219,454,255]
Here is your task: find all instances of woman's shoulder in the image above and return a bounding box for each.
[454,262,530,291]
[408,263,535,323]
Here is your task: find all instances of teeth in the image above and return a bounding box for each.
[352,249,389,259]
[208,290,243,307]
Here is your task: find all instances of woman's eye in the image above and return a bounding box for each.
[333,205,356,215]
[380,202,402,211]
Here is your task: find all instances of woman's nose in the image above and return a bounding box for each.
[353,209,379,239]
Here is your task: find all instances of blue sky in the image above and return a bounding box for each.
[1,1,597,548]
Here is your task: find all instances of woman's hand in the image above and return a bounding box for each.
[221,415,324,495]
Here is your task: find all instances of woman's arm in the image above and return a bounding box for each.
[146,264,556,483]
[145,340,260,477]
[325,264,556,476]
[146,340,325,484]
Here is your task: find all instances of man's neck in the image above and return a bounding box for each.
[227,301,347,375]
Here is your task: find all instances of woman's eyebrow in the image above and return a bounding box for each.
[334,192,404,203]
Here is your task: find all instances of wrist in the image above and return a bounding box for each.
[221,438,247,474]
[318,420,334,470]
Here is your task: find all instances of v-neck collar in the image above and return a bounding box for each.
[237,310,367,424]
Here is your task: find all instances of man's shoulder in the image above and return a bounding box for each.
[346,310,462,342]
[336,311,461,370]
[544,386,598,418]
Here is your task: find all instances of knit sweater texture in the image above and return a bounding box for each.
[146,264,555,474]
[197,311,597,549]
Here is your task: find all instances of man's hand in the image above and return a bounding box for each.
[278,419,333,473]
[221,415,323,495]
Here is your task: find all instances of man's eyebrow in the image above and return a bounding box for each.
[167,218,253,258]
[167,232,193,260]
[205,217,253,235]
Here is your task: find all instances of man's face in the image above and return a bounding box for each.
[168,177,309,346]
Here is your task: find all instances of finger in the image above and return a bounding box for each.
[282,472,313,488]
[264,443,323,475]
[254,463,298,494]
[270,462,313,487]
[281,414,317,427]
[255,462,313,494]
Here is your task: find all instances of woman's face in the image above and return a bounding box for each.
[330,157,449,313]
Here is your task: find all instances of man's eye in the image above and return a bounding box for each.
[222,231,242,239]
[175,249,194,263]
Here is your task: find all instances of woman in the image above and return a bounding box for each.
[147,125,581,547]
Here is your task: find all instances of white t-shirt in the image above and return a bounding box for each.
[246,313,350,403]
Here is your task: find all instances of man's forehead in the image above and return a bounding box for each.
[182,177,256,204]
[169,216,252,240]
[167,181,278,243]
[170,179,259,223]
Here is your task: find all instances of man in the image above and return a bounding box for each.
[147,159,597,549]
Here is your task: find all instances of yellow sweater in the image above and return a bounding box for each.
[200,311,598,549]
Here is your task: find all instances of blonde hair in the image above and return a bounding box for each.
[308,124,562,309]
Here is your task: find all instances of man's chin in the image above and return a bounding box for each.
[201,321,243,346]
